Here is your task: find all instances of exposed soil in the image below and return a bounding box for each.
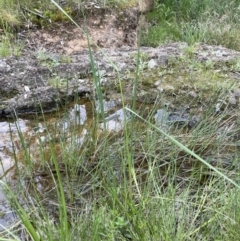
[21,7,139,54]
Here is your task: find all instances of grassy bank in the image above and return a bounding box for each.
[142,0,240,50]
[1,0,240,54]
[2,77,240,240]
[0,0,135,28]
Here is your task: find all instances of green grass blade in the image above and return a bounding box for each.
[125,107,240,189]
[0,181,40,241]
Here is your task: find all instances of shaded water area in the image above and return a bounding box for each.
[0,98,135,229]
[0,119,30,230]
[0,96,199,227]
[2,43,240,237]
[1,91,240,231]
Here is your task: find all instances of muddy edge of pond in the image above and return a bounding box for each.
[1,43,240,118]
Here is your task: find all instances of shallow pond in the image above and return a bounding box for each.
[0,95,204,226]
[1,51,240,235]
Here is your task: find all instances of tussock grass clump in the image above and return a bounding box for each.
[2,56,240,240]
[0,0,20,27]
[143,0,240,50]
[0,0,137,30]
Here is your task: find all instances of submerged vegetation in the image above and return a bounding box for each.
[1,0,240,241]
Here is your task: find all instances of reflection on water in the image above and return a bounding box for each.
[0,102,131,208]
[0,119,30,178]
[0,99,232,233]
[70,104,87,125]
[0,103,132,180]
[0,118,33,224]
[58,104,87,130]
[96,99,120,113]
[100,108,131,131]
[0,119,28,134]
[0,154,13,180]
[72,128,88,146]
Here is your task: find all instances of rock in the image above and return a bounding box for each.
[0,60,10,72]
[148,59,158,69]
[74,86,91,96]
[154,109,169,125]
[188,91,197,98]
[228,95,237,105]
[234,89,240,97]
[2,87,60,117]
[215,100,227,113]
[1,43,240,117]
